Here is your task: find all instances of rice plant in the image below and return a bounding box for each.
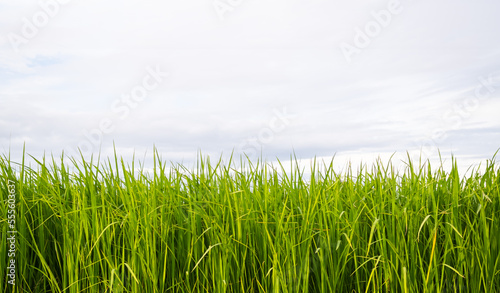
[1,149,499,292]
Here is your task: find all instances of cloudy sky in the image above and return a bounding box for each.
[1,0,499,173]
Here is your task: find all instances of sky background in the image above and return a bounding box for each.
[1,0,500,174]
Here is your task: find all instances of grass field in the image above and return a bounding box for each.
[1,150,499,292]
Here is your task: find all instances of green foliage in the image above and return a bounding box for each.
[1,149,499,292]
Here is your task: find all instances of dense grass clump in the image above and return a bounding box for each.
[1,150,499,292]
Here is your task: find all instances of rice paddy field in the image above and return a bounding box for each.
[1,150,499,293]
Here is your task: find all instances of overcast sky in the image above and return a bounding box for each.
[1,0,499,173]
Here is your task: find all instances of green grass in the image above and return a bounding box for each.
[1,149,499,292]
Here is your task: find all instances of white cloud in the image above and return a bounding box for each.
[1,0,499,171]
